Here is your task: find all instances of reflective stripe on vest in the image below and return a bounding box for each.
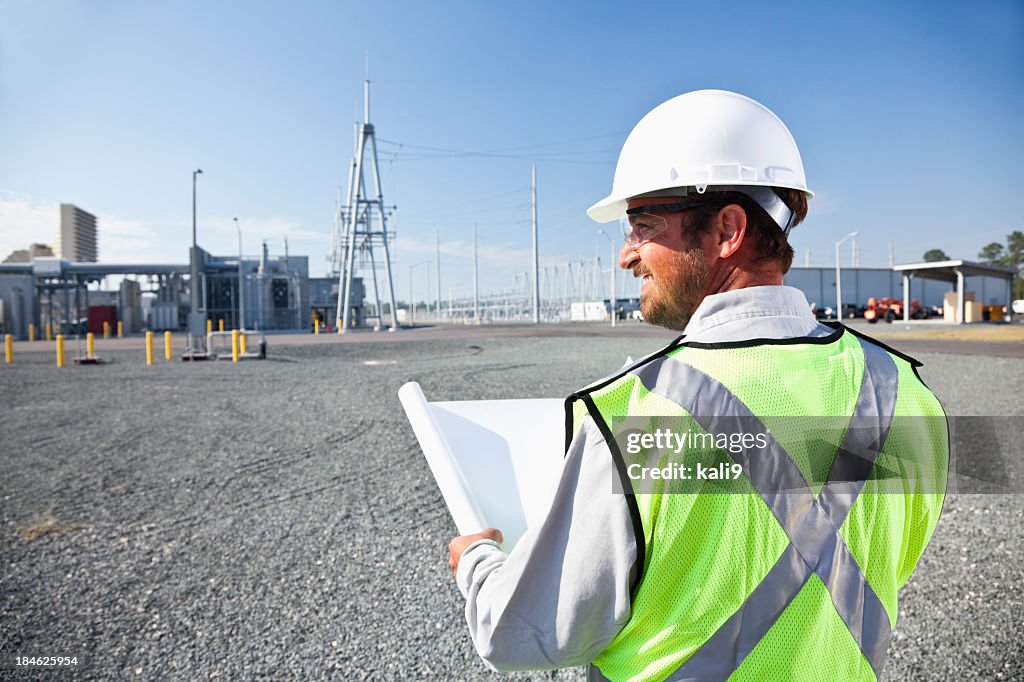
[630,337,897,681]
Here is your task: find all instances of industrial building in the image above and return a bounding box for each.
[57,204,98,262]
[0,242,365,340]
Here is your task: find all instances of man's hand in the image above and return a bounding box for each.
[448,528,503,576]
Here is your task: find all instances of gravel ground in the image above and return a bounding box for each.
[1,332,1021,680]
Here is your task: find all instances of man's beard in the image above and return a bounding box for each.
[639,247,707,331]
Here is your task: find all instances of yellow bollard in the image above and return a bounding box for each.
[28,323,35,342]
[5,334,12,364]
[117,321,123,338]
[314,321,320,335]
[56,334,64,367]
[103,321,110,339]
[231,329,239,362]
[164,331,172,361]
[46,322,52,341]
[86,332,95,359]
[218,319,224,333]
[207,318,212,336]
[145,331,154,366]
[240,332,247,355]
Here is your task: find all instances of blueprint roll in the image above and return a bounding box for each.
[398,381,564,550]
[399,381,488,535]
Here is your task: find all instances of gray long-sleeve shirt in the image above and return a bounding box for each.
[455,285,834,674]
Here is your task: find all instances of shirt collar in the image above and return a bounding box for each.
[681,285,822,344]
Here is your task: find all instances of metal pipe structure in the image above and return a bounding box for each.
[598,229,617,328]
[435,231,442,319]
[835,231,858,321]
[473,223,479,323]
[531,164,539,323]
[408,260,431,326]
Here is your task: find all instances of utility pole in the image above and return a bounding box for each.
[836,231,858,321]
[531,164,540,323]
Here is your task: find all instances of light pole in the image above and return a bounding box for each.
[234,217,244,330]
[835,231,858,321]
[186,168,205,352]
[191,169,203,315]
[598,229,617,328]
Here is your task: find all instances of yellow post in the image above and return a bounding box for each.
[164,331,172,360]
[314,321,320,335]
[117,321,123,338]
[46,322,52,341]
[240,332,247,355]
[207,318,212,336]
[4,334,12,364]
[56,334,64,367]
[103,321,110,339]
[219,318,225,333]
[231,329,240,362]
[28,323,35,342]
[86,332,95,358]
[145,331,154,366]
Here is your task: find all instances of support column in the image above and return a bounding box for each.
[956,268,965,324]
[902,274,910,322]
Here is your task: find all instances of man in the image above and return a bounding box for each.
[447,90,947,681]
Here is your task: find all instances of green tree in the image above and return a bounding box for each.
[1004,230,1024,299]
[1004,230,1024,268]
[922,249,950,262]
[978,242,1005,264]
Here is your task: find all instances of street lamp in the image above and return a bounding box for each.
[598,229,617,328]
[835,231,858,321]
[234,217,244,330]
[191,169,203,315]
[186,168,205,353]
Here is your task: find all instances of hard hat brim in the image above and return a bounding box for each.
[587,195,626,224]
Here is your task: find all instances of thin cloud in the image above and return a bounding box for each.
[0,192,59,257]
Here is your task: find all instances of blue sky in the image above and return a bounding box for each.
[1,1,1021,301]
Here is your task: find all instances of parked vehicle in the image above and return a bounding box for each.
[864,297,926,323]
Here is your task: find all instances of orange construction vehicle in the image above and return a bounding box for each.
[864,297,926,323]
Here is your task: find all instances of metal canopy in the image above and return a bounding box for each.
[893,259,1017,282]
[892,259,1016,323]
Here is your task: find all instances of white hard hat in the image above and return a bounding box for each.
[588,90,813,230]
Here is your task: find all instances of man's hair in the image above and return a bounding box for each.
[683,188,807,273]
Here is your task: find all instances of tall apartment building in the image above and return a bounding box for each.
[56,204,98,262]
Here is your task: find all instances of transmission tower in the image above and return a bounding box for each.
[335,80,399,333]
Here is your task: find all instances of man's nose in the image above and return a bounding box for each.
[618,241,638,270]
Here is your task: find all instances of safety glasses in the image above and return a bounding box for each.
[620,201,704,247]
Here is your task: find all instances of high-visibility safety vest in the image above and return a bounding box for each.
[566,325,948,682]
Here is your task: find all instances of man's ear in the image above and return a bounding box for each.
[712,204,747,259]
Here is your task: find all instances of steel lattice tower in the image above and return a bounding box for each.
[335,80,399,333]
